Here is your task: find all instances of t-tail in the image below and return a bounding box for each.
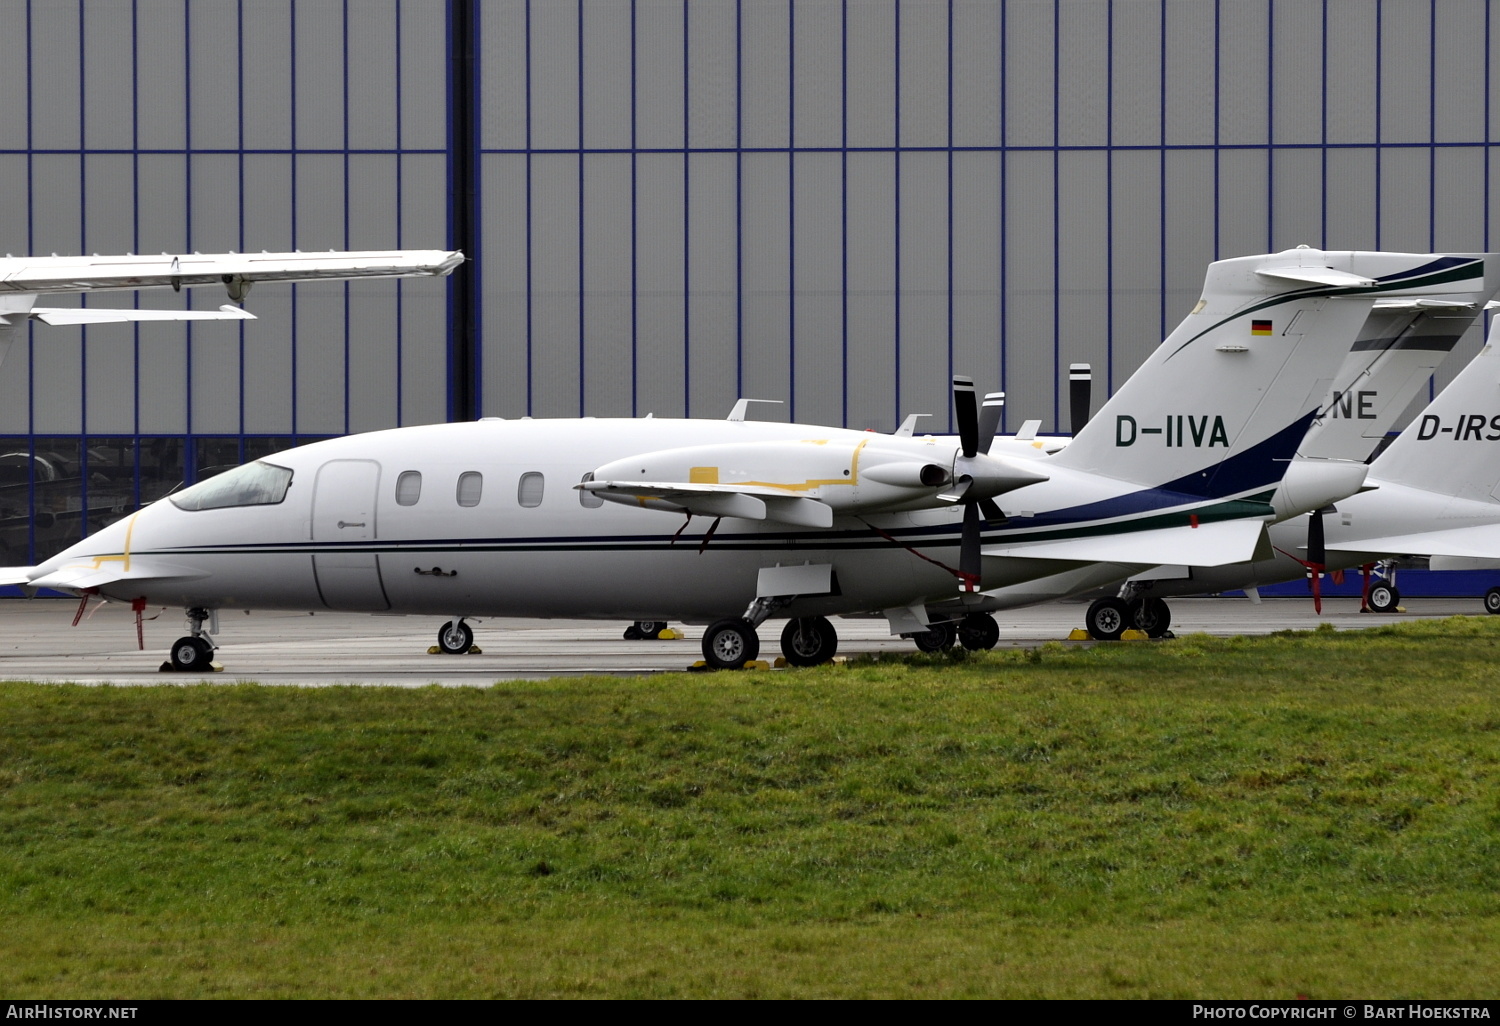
[1298,292,1494,462]
[1368,319,1500,501]
[1048,248,1496,505]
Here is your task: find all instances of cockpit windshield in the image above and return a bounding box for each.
[170,461,294,511]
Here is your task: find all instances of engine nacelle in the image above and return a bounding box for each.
[1270,458,1370,520]
[585,436,1046,520]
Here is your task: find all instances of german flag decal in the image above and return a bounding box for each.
[1251,319,1273,336]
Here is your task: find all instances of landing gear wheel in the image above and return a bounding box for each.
[911,620,957,653]
[1132,597,1172,638]
[701,618,760,670]
[1486,587,1500,615]
[437,619,474,654]
[634,620,667,640]
[169,636,214,672]
[1367,584,1400,614]
[1086,597,1132,641]
[957,612,1000,651]
[623,625,643,640]
[780,616,838,667]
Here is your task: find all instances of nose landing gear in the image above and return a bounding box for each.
[165,607,218,672]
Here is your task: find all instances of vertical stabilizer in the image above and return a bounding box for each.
[1048,249,1494,501]
[1298,296,1490,461]
[1369,320,1500,501]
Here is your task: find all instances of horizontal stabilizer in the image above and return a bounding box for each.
[1324,524,1500,560]
[983,519,1268,568]
[1255,265,1376,288]
[30,304,255,325]
[26,559,212,592]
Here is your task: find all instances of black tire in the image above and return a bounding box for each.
[1086,597,1132,641]
[780,616,838,667]
[702,618,760,670]
[911,620,957,653]
[635,620,667,640]
[1368,584,1399,614]
[957,612,1000,651]
[1132,596,1172,638]
[437,619,474,654]
[169,635,214,672]
[1484,587,1500,615]
[623,625,642,640]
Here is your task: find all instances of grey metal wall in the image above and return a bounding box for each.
[479,0,1500,435]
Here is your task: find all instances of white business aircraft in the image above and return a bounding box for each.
[1302,321,1500,609]
[991,284,1499,640]
[1,247,1481,672]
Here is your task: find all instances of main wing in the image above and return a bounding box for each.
[0,249,463,297]
[982,519,1270,568]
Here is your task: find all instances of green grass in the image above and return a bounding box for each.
[3,617,1500,997]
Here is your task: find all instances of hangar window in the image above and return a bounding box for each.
[170,460,293,511]
[456,472,483,507]
[578,472,603,508]
[518,472,544,508]
[395,471,422,506]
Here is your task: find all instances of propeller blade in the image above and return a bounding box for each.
[1306,509,1327,615]
[1069,363,1092,437]
[953,375,978,458]
[978,497,1005,524]
[1307,509,1327,568]
[977,392,1004,455]
[959,501,982,591]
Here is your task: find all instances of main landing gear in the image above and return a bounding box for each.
[436,618,474,654]
[699,597,847,670]
[905,612,1000,653]
[166,607,217,672]
[624,620,669,640]
[1083,594,1173,641]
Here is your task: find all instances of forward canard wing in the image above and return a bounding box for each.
[13,559,211,593]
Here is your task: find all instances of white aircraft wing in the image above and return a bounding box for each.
[581,480,835,528]
[28,305,255,325]
[0,249,463,296]
[982,519,1269,568]
[1324,523,1500,559]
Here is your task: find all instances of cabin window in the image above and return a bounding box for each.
[395,471,422,506]
[170,460,293,511]
[517,471,544,508]
[456,471,483,507]
[578,472,603,508]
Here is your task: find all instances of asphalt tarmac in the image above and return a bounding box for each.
[0,595,1484,685]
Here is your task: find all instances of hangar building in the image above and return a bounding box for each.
[1,0,1497,566]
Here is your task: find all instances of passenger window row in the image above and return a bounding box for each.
[392,470,589,509]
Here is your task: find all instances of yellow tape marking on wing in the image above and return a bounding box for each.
[742,438,868,492]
